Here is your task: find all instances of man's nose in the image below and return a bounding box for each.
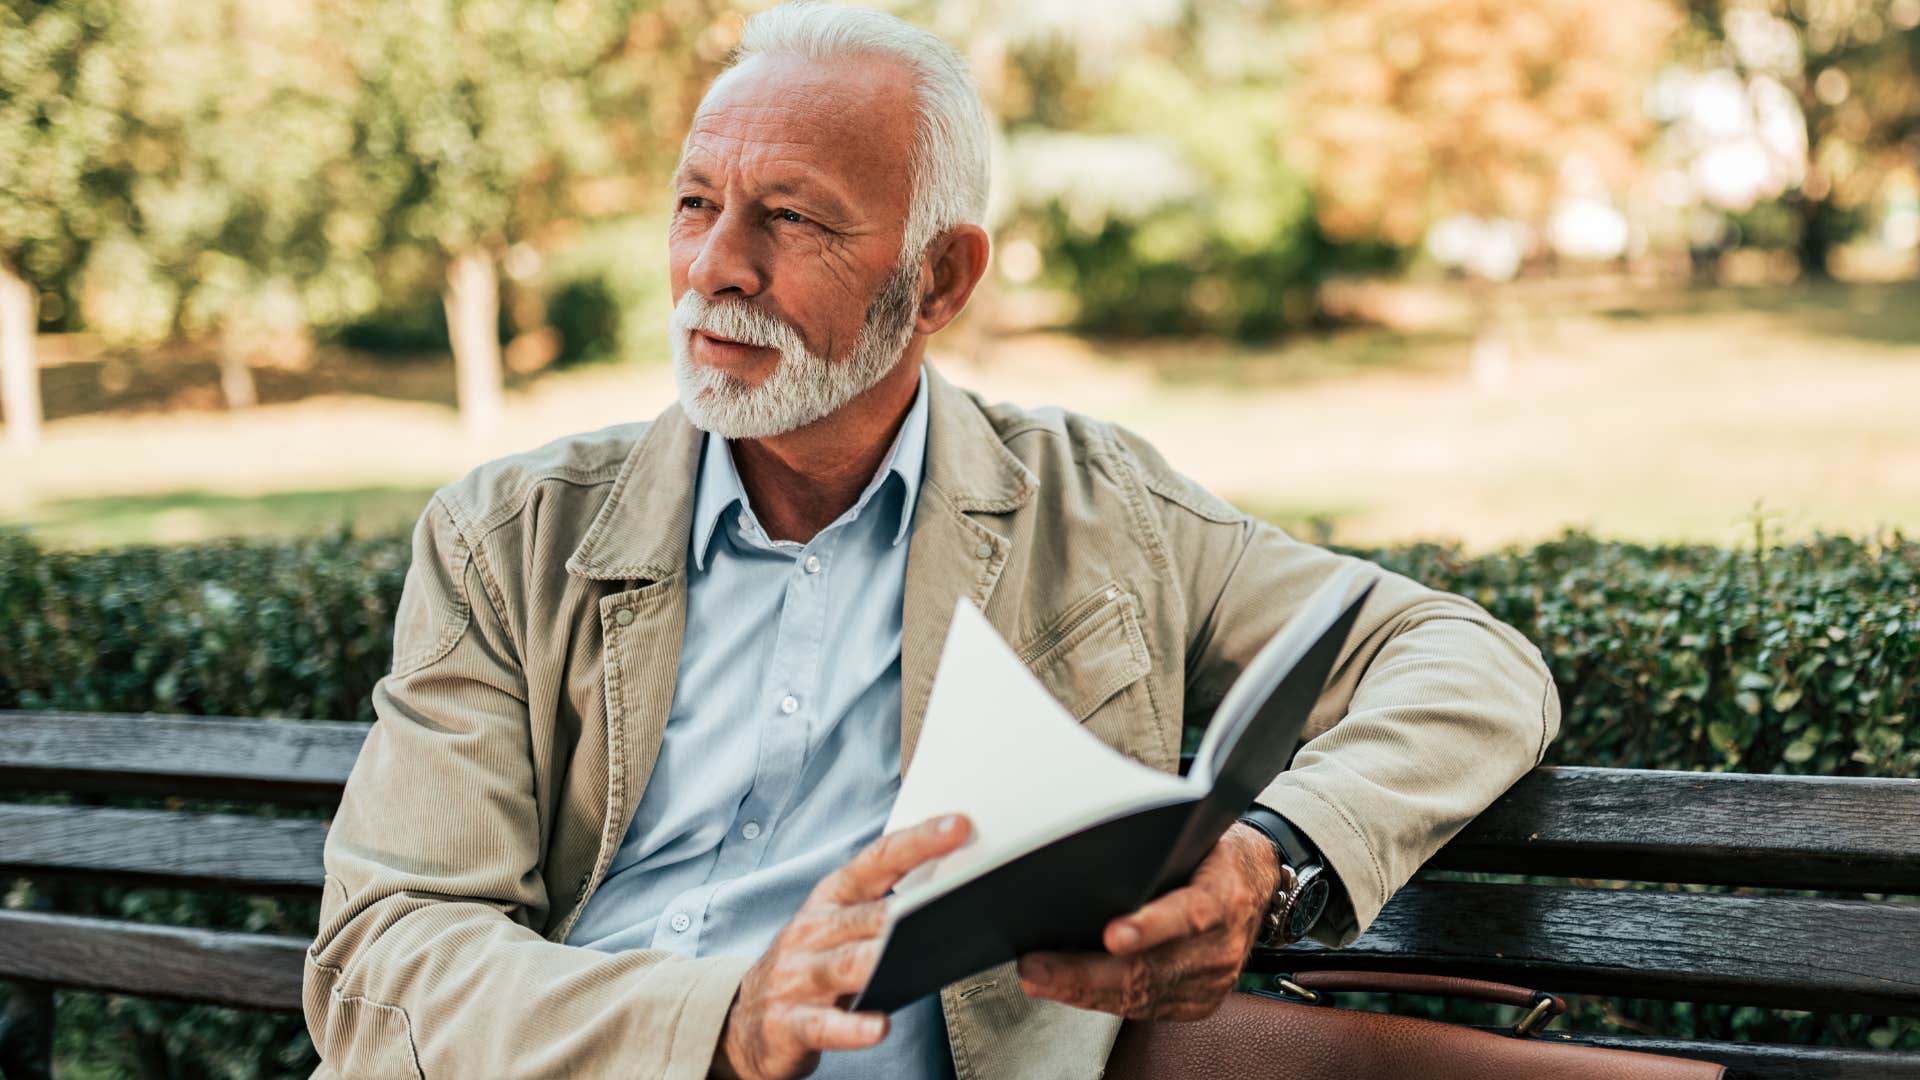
[686,207,766,299]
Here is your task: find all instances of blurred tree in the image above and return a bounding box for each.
[1294,0,1678,253]
[921,0,1347,339]
[346,0,733,435]
[0,0,133,449]
[96,0,381,409]
[1678,0,1920,277]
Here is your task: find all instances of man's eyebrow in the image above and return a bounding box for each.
[671,168,855,218]
[766,177,853,217]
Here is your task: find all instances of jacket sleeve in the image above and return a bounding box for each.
[1115,430,1560,948]
[303,494,750,1080]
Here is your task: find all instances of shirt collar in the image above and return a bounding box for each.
[690,365,931,571]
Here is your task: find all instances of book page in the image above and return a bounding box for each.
[885,599,1192,899]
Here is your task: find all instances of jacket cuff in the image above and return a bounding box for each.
[663,954,757,1080]
[1251,780,1381,948]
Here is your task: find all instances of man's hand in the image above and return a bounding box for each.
[1016,823,1280,1021]
[711,814,972,1080]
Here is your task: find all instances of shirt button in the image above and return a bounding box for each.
[975,542,994,559]
[803,555,822,574]
[741,820,762,840]
[780,694,800,715]
[669,912,691,933]
[613,609,634,627]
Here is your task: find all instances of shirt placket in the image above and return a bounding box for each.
[675,515,841,953]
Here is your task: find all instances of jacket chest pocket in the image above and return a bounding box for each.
[1017,583,1160,765]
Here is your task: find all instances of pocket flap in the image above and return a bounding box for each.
[1019,584,1151,722]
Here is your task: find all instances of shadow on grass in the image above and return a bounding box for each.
[34,342,469,423]
[12,485,439,548]
[1594,281,1920,348]
[1132,328,1469,390]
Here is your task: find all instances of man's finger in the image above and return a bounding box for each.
[817,814,971,904]
[778,1002,890,1052]
[1103,883,1227,956]
[793,898,890,950]
[1017,950,1149,1014]
[804,939,884,997]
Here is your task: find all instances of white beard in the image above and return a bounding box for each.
[670,257,921,440]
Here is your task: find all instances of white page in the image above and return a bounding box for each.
[885,599,1192,900]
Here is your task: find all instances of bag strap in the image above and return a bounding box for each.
[1265,971,1567,1037]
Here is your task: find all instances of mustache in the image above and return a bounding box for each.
[671,255,921,358]
[672,294,805,352]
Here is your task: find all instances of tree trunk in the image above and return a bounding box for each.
[444,249,503,438]
[1792,192,1838,281]
[217,321,259,410]
[0,260,42,451]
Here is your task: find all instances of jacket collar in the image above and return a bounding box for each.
[565,402,705,582]
[918,363,1035,516]
[565,363,1033,583]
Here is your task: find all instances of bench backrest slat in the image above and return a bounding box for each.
[1258,880,1920,1017]
[0,909,305,1012]
[0,712,366,804]
[0,804,325,892]
[1432,766,1920,892]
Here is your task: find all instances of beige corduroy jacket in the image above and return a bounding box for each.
[304,365,1559,1080]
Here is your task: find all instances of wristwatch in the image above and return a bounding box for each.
[1236,805,1333,948]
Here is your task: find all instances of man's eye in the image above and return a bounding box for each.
[679,196,709,210]
[775,209,806,224]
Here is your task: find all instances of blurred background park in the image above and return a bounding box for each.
[2,0,1918,1077]
[1,0,1916,549]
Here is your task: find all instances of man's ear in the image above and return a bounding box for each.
[913,224,991,336]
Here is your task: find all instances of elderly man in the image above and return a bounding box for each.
[303,3,1558,1078]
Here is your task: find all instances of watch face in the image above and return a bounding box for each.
[1287,876,1331,940]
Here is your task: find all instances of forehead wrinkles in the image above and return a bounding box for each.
[681,60,918,196]
[689,97,846,152]
[681,116,904,204]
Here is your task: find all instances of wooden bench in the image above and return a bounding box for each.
[3,710,1918,1078]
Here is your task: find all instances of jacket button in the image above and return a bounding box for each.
[975,542,994,559]
[614,608,635,627]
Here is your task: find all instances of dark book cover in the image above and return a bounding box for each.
[856,576,1373,1013]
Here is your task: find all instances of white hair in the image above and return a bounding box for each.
[704,0,992,262]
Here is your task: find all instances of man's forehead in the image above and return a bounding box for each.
[676,53,918,194]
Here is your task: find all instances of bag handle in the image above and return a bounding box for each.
[1265,971,1566,1037]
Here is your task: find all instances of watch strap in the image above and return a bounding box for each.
[1237,806,1334,947]
[1236,804,1324,873]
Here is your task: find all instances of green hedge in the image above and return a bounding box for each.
[0,530,408,723]
[1361,532,1918,777]
[2,527,1916,1076]
[7,528,1913,774]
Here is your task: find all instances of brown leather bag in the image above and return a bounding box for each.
[1107,971,1726,1080]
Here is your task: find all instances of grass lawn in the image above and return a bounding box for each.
[14,485,440,547]
[4,281,1916,550]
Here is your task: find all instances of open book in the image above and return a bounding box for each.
[853,567,1373,1013]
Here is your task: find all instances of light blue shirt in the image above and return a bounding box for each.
[566,368,951,1078]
